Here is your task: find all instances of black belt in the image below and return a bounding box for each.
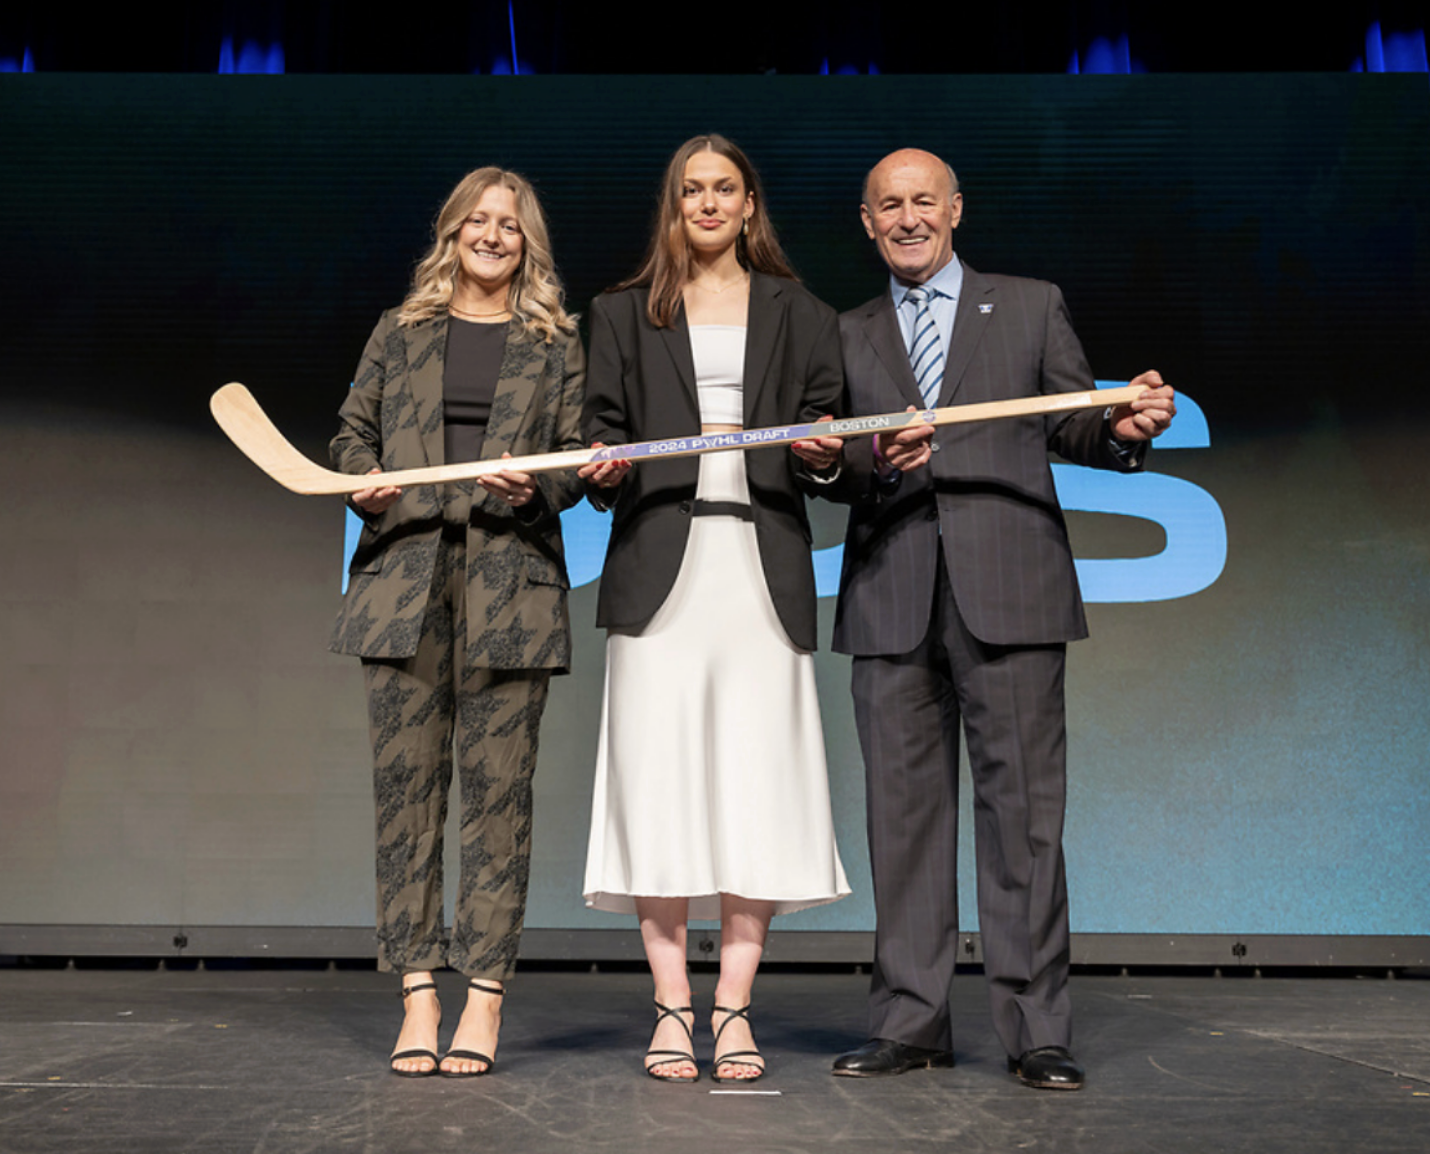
[692,500,754,520]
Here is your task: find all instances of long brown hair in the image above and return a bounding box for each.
[614,135,798,328]
[397,167,574,343]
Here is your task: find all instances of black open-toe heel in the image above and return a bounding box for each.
[645,1000,698,1082]
[711,1004,765,1084]
[390,980,439,1078]
[440,980,503,1077]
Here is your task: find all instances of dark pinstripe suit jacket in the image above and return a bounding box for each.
[831,264,1144,654]
[328,309,586,672]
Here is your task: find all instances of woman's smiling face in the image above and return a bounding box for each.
[456,184,524,294]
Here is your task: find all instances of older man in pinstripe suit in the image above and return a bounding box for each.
[824,149,1176,1089]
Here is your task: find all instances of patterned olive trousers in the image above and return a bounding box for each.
[362,536,551,980]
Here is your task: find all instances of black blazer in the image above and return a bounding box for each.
[582,272,843,651]
[831,264,1145,654]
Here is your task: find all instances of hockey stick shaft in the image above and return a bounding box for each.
[210,381,1147,497]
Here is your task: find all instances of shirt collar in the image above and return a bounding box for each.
[892,255,964,307]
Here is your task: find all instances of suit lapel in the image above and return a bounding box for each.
[482,325,541,458]
[941,263,994,404]
[405,315,448,467]
[863,295,924,409]
[657,302,698,415]
[741,273,785,421]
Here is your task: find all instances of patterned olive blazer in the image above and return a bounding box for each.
[328,308,586,673]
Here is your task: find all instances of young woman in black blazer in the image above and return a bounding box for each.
[579,135,850,1084]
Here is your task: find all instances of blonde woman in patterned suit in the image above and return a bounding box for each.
[330,167,585,1078]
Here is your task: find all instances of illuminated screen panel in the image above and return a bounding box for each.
[0,74,1426,942]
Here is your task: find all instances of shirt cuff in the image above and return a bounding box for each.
[1104,407,1142,463]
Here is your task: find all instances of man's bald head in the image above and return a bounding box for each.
[861,149,959,208]
[859,149,963,285]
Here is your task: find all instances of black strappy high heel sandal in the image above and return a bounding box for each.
[390,980,439,1077]
[711,1004,765,1084]
[645,1000,698,1082]
[439,980,503,1077]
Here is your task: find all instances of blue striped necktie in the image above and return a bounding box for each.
[905,285,944,408]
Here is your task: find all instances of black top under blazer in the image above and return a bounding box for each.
[831,265,1146,655]
[581,272,843,653]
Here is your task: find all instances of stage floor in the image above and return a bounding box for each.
[1,966,1426,1153]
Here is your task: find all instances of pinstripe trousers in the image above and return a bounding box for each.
[362,532,551,980]
[852,554,1072,1059]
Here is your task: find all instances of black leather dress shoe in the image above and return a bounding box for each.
[1008,1046,1084,1090]
[832,1039,955,1077]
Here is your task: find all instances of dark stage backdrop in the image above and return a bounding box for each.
[1,75,1427,955]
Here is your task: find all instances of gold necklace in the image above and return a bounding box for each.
[449,303,511,319]
[690,271,748,295]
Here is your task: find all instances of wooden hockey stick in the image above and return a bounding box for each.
[210,381,1148,497]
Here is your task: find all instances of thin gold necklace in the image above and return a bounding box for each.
[449,303,511,319]
[690,271,748,295]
